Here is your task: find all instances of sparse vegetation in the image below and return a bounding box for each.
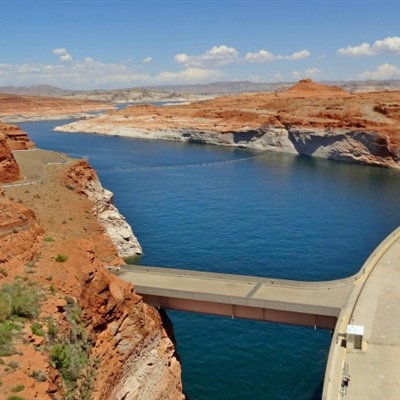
[7,396,25,400]
[0,282,44,356]
[11,384,25,393]
[49,298,94,399]
[31,322,45,336]
[8,360,19,370]
[55,254,68,262]
[47,317,58,340]
[44,236,55,242]
[30,369,48,382]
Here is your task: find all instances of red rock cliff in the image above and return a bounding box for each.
[55,80,400,168]
[0,139,183,399]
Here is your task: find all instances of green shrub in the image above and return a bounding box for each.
[47,318,58,340]
[44,236,55,242]
[0,293,12,322]
[7,396,25,400]
[55,254,68,262]
[30,370,48,382]
[50,343,88,383]
[8,360,19,369]
[0,282,44,356]
[31,322,45,337]
[4,283,41,319]
[11,384,25,393]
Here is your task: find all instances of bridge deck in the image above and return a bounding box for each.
[120,266,355,329]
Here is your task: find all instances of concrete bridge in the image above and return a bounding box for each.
[119,226,400,400]
[120,265,355,330]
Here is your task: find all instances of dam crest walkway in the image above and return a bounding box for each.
[120,226,400,400]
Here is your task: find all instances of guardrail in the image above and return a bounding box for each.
[0,150,70,188]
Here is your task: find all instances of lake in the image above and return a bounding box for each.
[19,119,400,399]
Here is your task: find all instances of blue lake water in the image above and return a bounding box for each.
[19,120,400,399]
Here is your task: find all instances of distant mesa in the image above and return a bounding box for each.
[285,78,350,97]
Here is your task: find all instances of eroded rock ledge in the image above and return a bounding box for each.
[64,160,143,258]
[55,79,400,169]
[56,123,400,169]
[0,145,183,399]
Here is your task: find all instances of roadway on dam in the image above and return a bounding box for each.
[120,226,400,400]
[120,265,355,329]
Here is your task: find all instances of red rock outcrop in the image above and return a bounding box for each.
[0,132,21,183]
[0,93,115,122]
[81,267,183,400]
[0,188,43,273]
[0,141,183,399]
[64,160,143,257]
[0,122,36,183]
[55,79,400,168]
[0,122,35,150]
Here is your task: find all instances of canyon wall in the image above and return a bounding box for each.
[0,125,183,399]
[54,80,400,169]
[0,133,21,183]
[64,160,143,258]
[55,122,400,169]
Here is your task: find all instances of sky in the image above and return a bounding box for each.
[0,0,400,90]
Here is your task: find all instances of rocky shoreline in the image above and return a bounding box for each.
[55,122,400,169]
[53,79,400,169]
[64,160,143,258]
[0,121,183,399]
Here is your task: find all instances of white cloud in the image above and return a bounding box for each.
[53,48,73,62]
[0,50,154,89]
[245,49,310,63]
[245,50,276,63]
[175,45,239,67]
[305,67,321,76]
[284,50,310,60]
[359,63,400,79]
[338,36,400,56]
[142,57,152,64]
[155,67,223,83]
[0,49,226,89]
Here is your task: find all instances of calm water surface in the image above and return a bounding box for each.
[19,120,400,400]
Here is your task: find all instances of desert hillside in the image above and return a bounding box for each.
[0,123,183,399]
[0,93,114,122]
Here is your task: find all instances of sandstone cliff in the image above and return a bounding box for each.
[0,93,115,122]
[0,122,37,183]
[0,133,21,183]
[55,79,400,168]
[0,140,182,399]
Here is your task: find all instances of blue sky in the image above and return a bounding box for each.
[1,0,400,89]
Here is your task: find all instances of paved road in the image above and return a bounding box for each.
[323,227,400,399]
[1,149,69,187]
[120,227,400,400]
[120,266,355,329]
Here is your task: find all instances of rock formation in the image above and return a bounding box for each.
[0,93,115,122]
[0,133,21,183]
[0,122,35,150]
[64,160,143,258]
[55,79,400,168]
[0,132,182,399]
